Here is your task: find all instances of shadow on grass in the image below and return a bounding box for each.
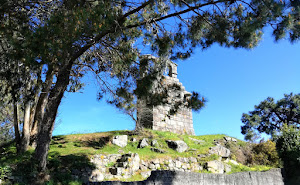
[79,136,111,149]
[76,130,137,149]
[51,135,68,145]
[1,149,96,184]
[47,151,96,184]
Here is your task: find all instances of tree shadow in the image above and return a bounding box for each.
[79,136,111,149]
[77,130,138,149]
[51,135,68,145]
[5,151,96,184]
[47,151,96,184]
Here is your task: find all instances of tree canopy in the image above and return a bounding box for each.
[241,93,300,141]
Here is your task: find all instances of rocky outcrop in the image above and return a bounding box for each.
[112,135,128,147]
[224,136,237,142]
[166,140,188,153]
[206,160,227,174]
[209,145,230,158]
[138,138,149,148]
[88,169,285,185]
[77,154,206,182]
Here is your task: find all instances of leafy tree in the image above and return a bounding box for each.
[241,93,300,141]
[0,27,42,153]
[275,125,300,179]
[1,0,298,174]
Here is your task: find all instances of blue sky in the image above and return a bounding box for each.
[53,30,300,140]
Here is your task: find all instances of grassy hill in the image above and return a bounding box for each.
[0,129,277,184]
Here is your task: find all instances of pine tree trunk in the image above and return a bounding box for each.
[34,61,73,172]
[12,96,21,153]
[30,72,54,147]
[20,102,31,153]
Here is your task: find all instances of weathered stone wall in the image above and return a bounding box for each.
[152,90,194,135]
[137,61,195,135]
[88,169,285,185]
[82,154,205,182]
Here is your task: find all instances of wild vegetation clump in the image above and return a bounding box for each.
[224,139,279,167]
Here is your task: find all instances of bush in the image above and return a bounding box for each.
[226,140,279,167]
[252,140,279,167]
[0,165,11,181]
[275,125,300,177]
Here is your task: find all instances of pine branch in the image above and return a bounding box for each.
[69,0,226,65]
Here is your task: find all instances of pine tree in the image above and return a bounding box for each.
[241,93,300,141]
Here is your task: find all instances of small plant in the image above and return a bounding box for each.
[0,165,11,180]
[105,162,115,168]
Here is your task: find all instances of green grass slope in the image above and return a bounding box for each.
[0,129,276,184]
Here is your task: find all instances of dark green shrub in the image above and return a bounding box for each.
[275,125,300,177]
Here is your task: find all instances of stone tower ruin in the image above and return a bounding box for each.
[137,60,195,135]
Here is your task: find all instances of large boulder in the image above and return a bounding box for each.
[166,140,188,153]
[209,145,230,158]
[112,135,128,147]
[138,138,149,148]
[206,160,225,174]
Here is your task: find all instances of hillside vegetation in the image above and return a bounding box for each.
[0,129,279,184]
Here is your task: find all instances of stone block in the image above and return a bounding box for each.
[206,160,225,174]
[138,138,149,148]
[112,135,128,148]
[209,145,230,158]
